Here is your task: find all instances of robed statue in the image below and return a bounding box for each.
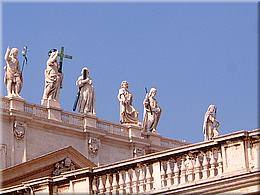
[117,81,139,125]
[142,88,161,133]
[41,49,63,107]
[202,104,220,141]
[4,47,23,98]
[74,67,95,114]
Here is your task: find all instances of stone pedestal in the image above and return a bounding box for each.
[42,99,62,122]
[41,99,61,109]
[84,114,97,130]
[128,125,142,138]
[9,96,25,112]
[149,133,161,146]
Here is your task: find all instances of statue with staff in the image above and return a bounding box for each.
[4,46,27,98]
[73,67,95,115]
[41,46,72,108]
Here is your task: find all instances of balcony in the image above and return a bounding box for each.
[1,129,259,194]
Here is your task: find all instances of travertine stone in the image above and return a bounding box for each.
[117,81,139,125]
[9,96,25,112]
[118,171,125,193]
[203,105,220,141]
[84,114,97,129]
[222,139,247,173]
[0,144,7,169]
[41,49,63,108]
[173,161,180,185]
[13,120,26,140]
[125,170,131,194]
[180,158,187,184]
[4,47,23,98]
[128,125,142,138]
[160,161,166,187]
[143,88,161,133]
[194,155,202,181]
[149,133,161,146]
[145,165,152,191]
[47,104,62,122]
[88,137,100,158]
[74,67,95,115]
[111,173,118,194]
[152,161,162,189]
[166,160,173,186]
[1,130,259,194]
[132,168,138,194]
[139,166,145,193]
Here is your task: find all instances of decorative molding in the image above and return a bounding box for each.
[13,120,25,140]
[0,144,7,169]
[88,137,100,157]
[133,147,145,157]
[0,144,7,154]
[53,157,76,176]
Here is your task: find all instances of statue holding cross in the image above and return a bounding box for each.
[41,47,72,108]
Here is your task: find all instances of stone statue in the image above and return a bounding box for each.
[4,47,23,98]
[203,104,220,141]
[117,81,139,125]
[41,49,63,107]
[75,67,95,114]
[142,88,161,133]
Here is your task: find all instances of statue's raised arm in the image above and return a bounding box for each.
[4,47,23,98]
[41,49,63,108]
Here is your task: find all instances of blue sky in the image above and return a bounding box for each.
[2,2,258,143]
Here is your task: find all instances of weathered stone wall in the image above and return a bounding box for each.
[0,97,186,168]
[1,129,259,194]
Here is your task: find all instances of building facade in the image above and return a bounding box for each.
[0,96,259,194]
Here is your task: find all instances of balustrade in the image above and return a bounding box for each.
[1,130,258,194]
[0,98,10,110]
[83,144,230,194]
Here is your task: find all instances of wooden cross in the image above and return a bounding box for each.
[58,46,72,73]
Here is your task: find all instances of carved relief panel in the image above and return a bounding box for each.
[88,137,100,158]
[13,120,25,140]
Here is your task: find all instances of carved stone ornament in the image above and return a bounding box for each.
[53,157,76,176]
[13,121,25,140]
[133,147,145,157]
[88,137,100,157]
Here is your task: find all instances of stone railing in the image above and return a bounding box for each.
[96,120,129,137]
[1,97,186,149]
[0,98,10,110]
[1,129,259,194]
[89,142,224,194]
[61,111,84,127]
[58,130,260,194]
[160,137,187,148]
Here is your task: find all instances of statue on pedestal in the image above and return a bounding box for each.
[117,81,139,125]
[73,67,95,114]
[41,49,63,107]
[4,47,23,98]
[203,104,220,141]
[142,88,161,133]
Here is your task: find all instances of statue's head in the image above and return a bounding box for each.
[81,67,89,75]
[149,88,157,97]
[121,81,129,89]
[207,104,217,114]
[10,48,19,58]
[48,49,58,56]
